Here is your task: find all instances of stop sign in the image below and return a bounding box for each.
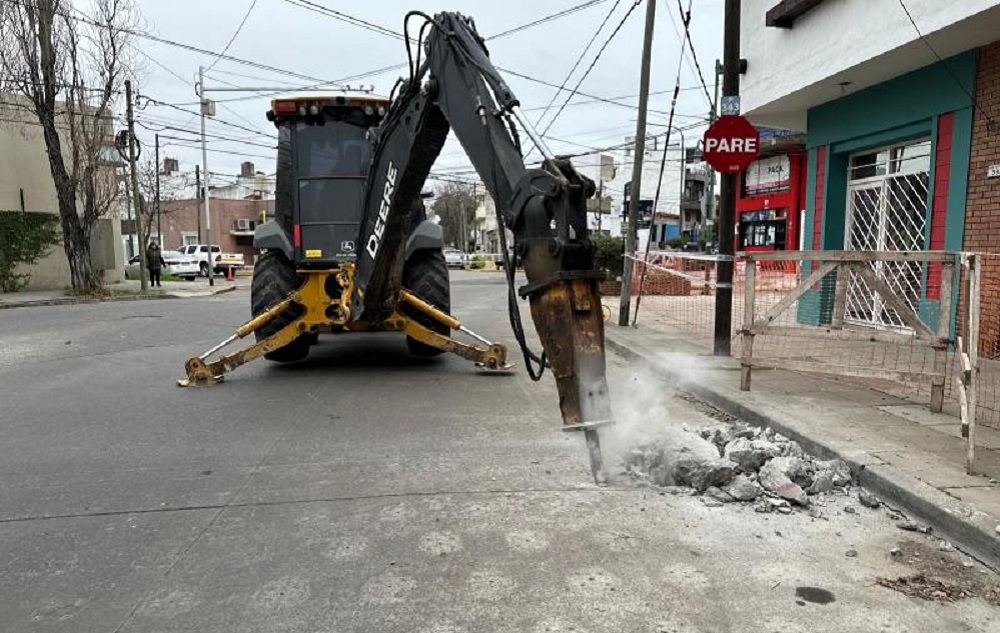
[702,115,760,174]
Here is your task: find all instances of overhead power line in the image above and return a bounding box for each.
[486,0,611,40]
[281,0,404,40]
[205,0,260,73]
[896,0,994,129]
[206,69,304,86]
[281,0,615,44]
[271,1,677,121]
[139,96,276,138]
[540,0,644,139]
[180,63,406,107]
[159,141,274,161]
[135,108,270,137]
[155,133,275,151]
[497,66,672,117]
[135,123,277,150]
[671,0,713,109]
[532,0,624,128]
[0,0,350,87]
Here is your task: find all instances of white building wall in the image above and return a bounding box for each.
[0,96,124,289]
[573,143,684,226]
[587,210,622,237]
[609,143,684,217]
[741,0,1000,129]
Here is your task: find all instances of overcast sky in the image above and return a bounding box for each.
[132,0,723,193]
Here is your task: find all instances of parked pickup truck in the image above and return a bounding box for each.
[176,244,245,277]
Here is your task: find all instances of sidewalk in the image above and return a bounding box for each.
[605,321,1000,568]
[0,278,245,309]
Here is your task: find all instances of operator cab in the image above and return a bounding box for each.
[264,95,389,269]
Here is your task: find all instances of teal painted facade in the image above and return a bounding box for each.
[798,52,976,332]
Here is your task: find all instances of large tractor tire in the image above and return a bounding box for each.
[401,249,451,357]
[251,250,312,363]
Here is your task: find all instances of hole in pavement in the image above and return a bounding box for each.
[795,586,835,605]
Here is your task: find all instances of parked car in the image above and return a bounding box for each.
[125,250,199,281]
[176,244,245,277]
[443,248,465,269]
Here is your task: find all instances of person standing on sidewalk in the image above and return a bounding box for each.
[146,242,165,288]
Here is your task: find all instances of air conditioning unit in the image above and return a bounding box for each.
[234,218,251,231]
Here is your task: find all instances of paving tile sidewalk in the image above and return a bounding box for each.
[605,322,1000,568]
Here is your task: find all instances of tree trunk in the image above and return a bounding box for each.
[54,183,100,290]
[63,223,99,289]
[47,155,100,291]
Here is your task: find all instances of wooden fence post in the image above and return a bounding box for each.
[831,262,851,329]
[741,258,757,391]
[930,259,954,412]
[967,254,980,475]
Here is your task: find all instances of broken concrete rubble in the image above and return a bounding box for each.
[759,459,809,506]
[723,437,781,472]
[767,455,815,488]
[622,419,860,513]
[724,474,762,501]
[814,459,852,487]
[858,490,881,509]
[674,455,736,492]
[703,486,735,503]
[700,422,756,455]
[808,471,835,495]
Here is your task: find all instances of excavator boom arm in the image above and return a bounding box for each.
[351,12,613,479]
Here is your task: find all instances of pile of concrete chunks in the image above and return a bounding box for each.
[622,422,857,512]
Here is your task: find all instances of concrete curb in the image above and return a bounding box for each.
[0,284,239,310]
[605,332,1000,570]
[0,293,178,310]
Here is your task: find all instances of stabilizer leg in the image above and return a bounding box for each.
[397,289,513,370]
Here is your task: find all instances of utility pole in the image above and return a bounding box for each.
[125,80,147,292]
[597,179,604,233]
[122,163,134,260]
[195,164,202,242]
[701,60,722,243]
[155,134,161,246]
[679,141,686,242]
[714,0,741,356]
[198,66,214,286]
[618,0,656,326]
[460,199,468,253]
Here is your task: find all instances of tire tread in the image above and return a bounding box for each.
[251,251,311,362]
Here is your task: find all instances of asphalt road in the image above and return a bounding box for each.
[1,271,997,632]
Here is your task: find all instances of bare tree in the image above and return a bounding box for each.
[431,182,476,251]
[0,0,136,290]
[135,154,173,248]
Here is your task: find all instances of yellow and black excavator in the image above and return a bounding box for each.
[179,11,613,482]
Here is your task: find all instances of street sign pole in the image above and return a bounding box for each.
[715,0,742,356]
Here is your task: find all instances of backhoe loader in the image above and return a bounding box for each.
[180,11,614,481]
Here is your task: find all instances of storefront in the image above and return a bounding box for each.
[736,148,807,256]
[799,52,975,330]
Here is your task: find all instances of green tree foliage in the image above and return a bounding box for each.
[591,234,624,279]
[0,211,61,292]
